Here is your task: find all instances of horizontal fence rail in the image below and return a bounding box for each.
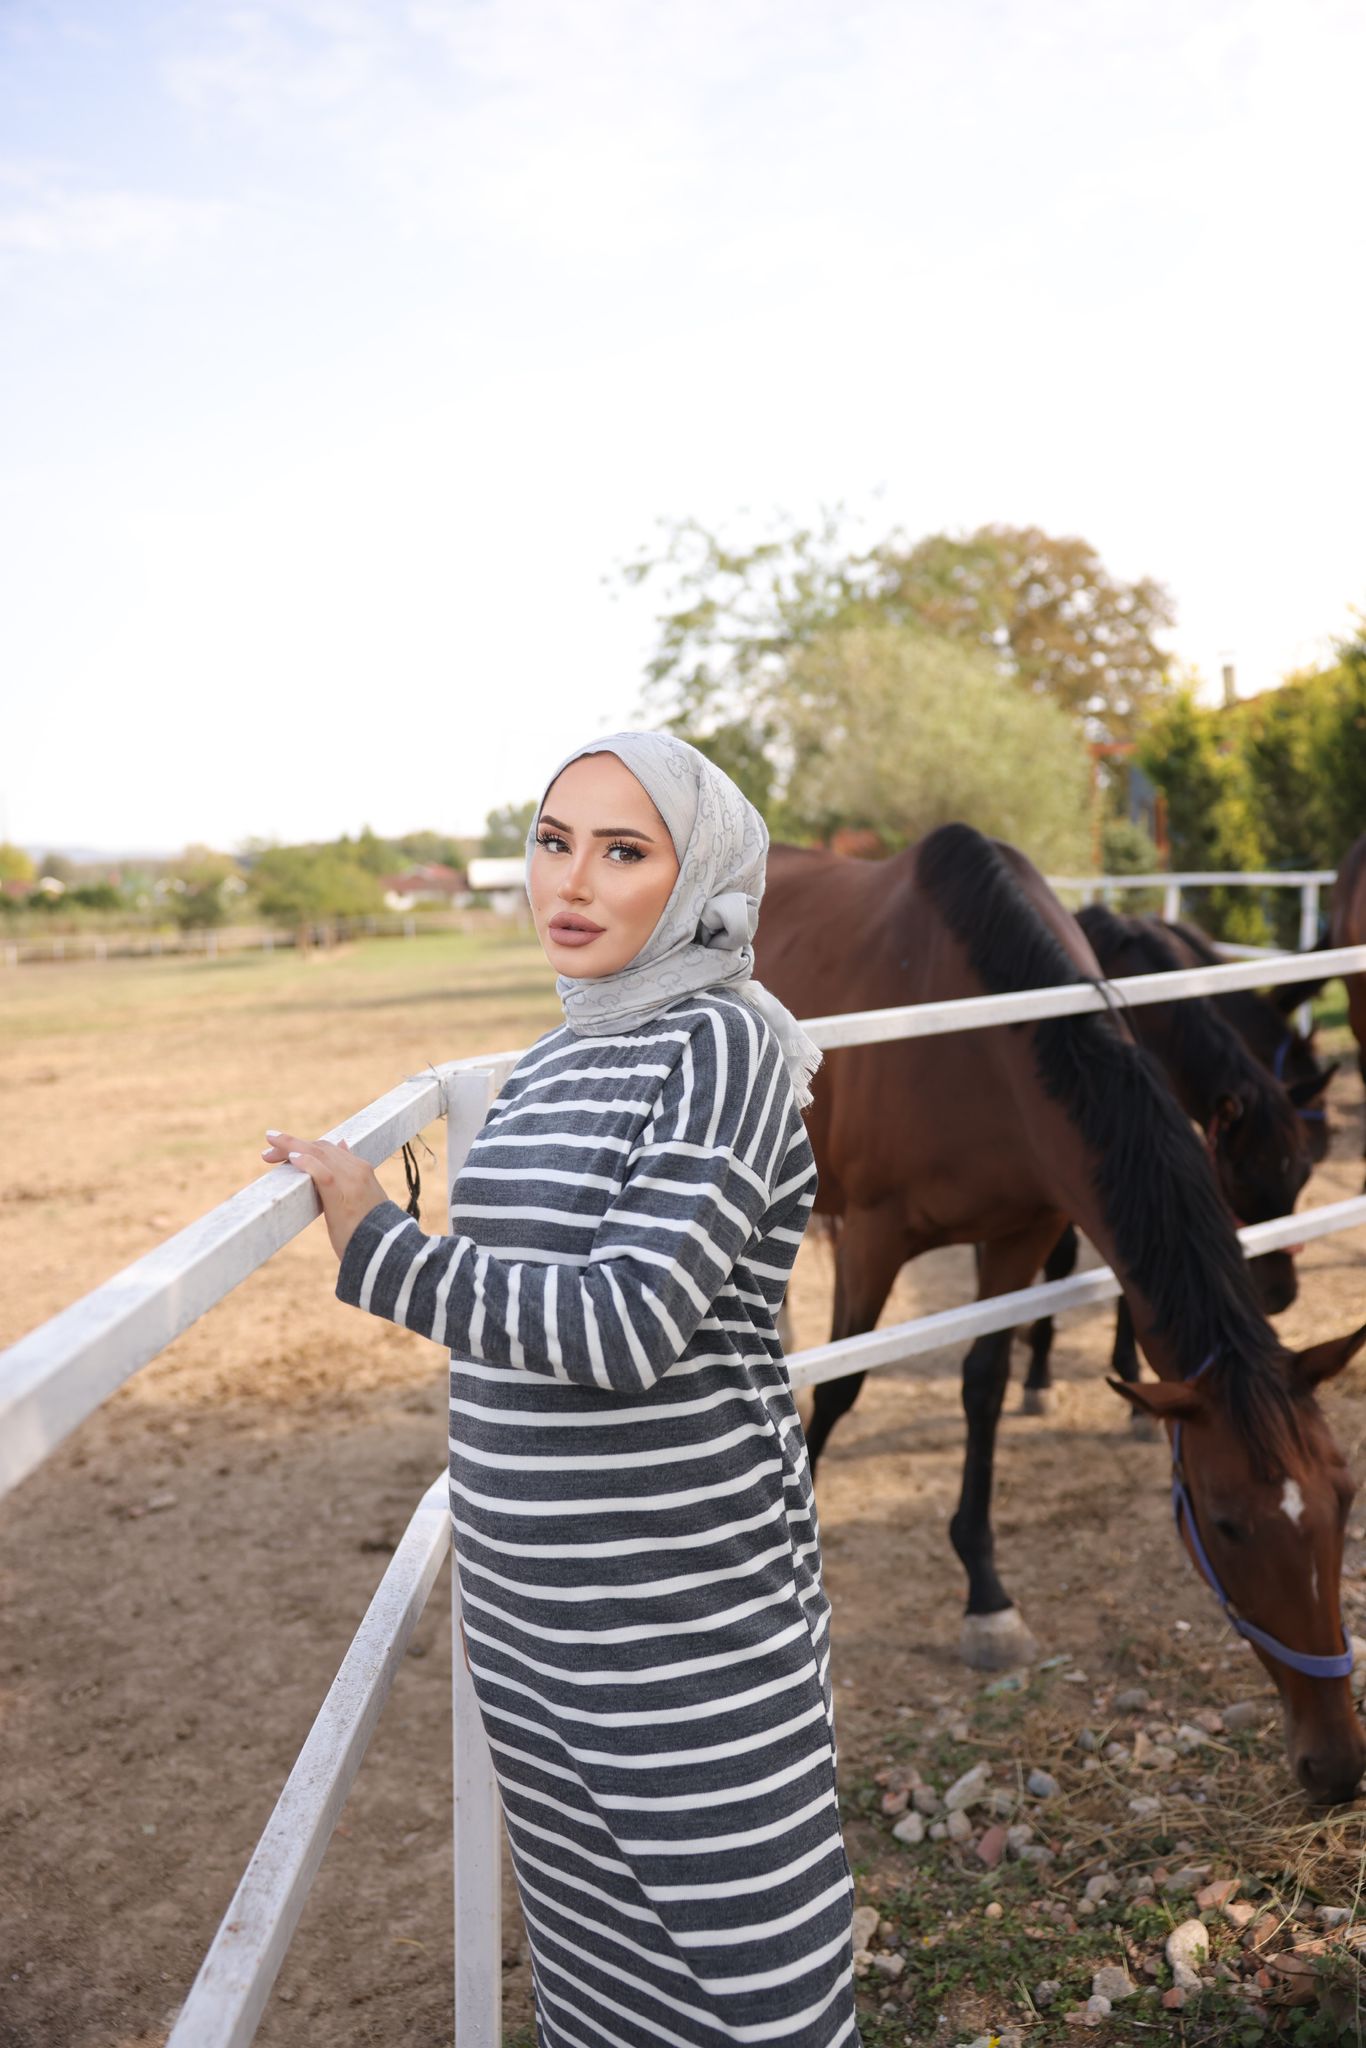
[3,947,1361,1504]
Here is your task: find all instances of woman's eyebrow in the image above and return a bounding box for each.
[538,812,657,843]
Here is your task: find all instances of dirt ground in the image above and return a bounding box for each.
[4,936,1366,2048]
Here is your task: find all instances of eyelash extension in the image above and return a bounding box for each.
[535,831,646,862]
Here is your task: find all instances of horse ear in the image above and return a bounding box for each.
[1107,1376,1208,1419]
[1271,976,1327,1016]
[1286,1062,1339,1108]
[1289,1324,1366,1390]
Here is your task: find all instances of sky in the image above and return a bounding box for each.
[3,0,1364,854]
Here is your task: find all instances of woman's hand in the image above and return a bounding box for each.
[261,1130,388,1262]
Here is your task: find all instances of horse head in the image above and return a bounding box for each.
[1205,1087,1312,1314]
[1111,1327,1366,1803]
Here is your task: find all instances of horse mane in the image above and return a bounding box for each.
[1077,904,1297,1158]
[917,824,1301,1468]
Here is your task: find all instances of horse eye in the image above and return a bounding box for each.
[1214,1517,1246,1544]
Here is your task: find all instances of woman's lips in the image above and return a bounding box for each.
[549,919,604,947]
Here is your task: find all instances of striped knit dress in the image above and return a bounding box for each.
[336,988,859,2048]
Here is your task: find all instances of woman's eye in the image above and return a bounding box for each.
[536,832,567,853]
[607,841,645,863]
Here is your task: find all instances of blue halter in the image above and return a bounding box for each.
[1170,1358,1354,1682]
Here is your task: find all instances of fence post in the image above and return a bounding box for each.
[1297,880,1322,1035]
[446,1067,503,2048]
[1163,882,1181,923]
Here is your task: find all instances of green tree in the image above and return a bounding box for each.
[778,623,1093,870]
[1139,690,1268,940]
[0,843,35,882]
[351,824,401,877]
[873,525,1175,743]
[250,845,382,934]
[483,801,538,858]
[169,845,240,931]
[1308,636,1366,861]
[625,510,1173,751]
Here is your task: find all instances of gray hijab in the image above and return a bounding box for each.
[525,729,823,1110]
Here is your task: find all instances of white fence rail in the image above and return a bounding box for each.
[5,928,1366,2044]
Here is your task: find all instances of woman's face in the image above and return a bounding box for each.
[530,753,681,978]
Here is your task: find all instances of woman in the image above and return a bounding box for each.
[263,731,861,2048]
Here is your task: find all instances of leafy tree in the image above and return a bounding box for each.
[37,851,75,884]
[1308,636,1366,861]
[0,842,35,882]
[873,525,1175,743]
[250,845,382,931]
[483,800,538,858]
[66,882,123,911]
[1138,689,1268,940]
[351,825,401,877]
[1101,818,1161,874]
[777,622,1093,871]
[394,828,468,870]
[625,509,1173,751]
[169,845,240,931]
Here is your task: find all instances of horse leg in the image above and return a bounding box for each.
[1022,1222,1078,1416]
[803,1203,908,1474]
[951,1218,1065,1671]
[1111,1296,1161,1441]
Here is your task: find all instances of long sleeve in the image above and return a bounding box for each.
[335,1000,796,1392]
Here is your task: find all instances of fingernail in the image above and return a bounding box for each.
[265,1128,281,1138]
[288,1151,303,1163]
[260,1148,273,1159]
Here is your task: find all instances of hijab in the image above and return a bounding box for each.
[525,730,823,1110]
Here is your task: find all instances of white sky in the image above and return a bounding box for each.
[3,0,1364,854]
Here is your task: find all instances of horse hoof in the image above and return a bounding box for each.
[1127,1410,1163,1444]
[1020,1387,1050,1417]
[960,1607,1039,1672]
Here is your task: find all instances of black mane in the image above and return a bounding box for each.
[1076,904,1298,1166]
[917,824,1297,1464]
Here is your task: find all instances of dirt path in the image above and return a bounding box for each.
[4,944,1365,2047]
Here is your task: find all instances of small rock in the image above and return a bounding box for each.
[1224,1900,1256,1930]
[892,1811,925,1848]
[929,1820,948,1841]
[944,1763,992,1812]
[1076,1898,1097,1919]
[876,1919,895,1943]
[1166,1919,1210,1977]
[1076,1727,1098,1752]
[1115,1686,1151,1712]
[985,1900,1004,1921]
[1192,1707,1225,1734]
[1005,1823,1034,1858]
[1318,1905,1352,1930]
[880,1786,910,1816]
[1221,1700,1264,1733]
[1104,1741,1130,1764]
[851,1906,879,1952]
[1147,1744,1177,1770]
[1128,1795,1162,1820]
[146,1492,178,1512]
[1195,1879,1239,1911]
[1085,1873,1120,1903]
[1026,1768,1059,1800]
[1085,1994,1112,2021]
[946,1808,973,1844]
[872,1952,904,1980]
[912,1785,942,1816]
[987,1787,1015,1818]
[1171,1961,1202,1993]
[1019,1845,1055,1867]
[1161,1986,1187,2011]
[1162,1866,1212,1897]
[852,1948,872,1979]
[1091,1965,1135,2002]
[1175,1723,1211,1753]
[975,1823,1007,1870]
[1247,1913,1281,1950]
[1033,1979,1061,2009]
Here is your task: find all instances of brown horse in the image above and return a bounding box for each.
[757,825,1366,1800]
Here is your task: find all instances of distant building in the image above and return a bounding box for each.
[381,862,471,911]
[467,856,529,918]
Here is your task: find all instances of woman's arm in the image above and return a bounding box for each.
[269,1004,794,1394]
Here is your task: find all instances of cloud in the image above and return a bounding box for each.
[0,164,231,257]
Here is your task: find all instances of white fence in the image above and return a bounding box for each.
[4,937,1366,2044]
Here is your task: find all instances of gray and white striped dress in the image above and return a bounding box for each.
[337,988,859,2048]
